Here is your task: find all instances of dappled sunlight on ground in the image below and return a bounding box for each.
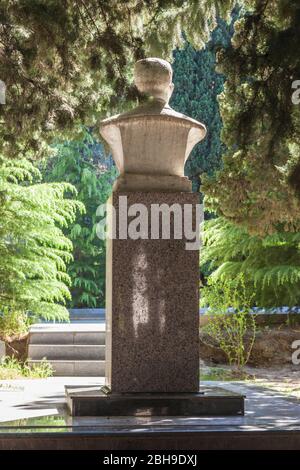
[201,362,300,394]
[1,375,300,432]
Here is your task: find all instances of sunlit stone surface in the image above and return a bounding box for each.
[100,58,206,192]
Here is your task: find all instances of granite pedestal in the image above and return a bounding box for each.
[105,191,200,394]
[65,57,246,418]
[66,191,245,417]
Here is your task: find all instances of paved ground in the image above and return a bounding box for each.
[0,378,300,432]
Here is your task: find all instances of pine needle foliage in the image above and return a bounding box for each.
[0,157,83,321]
[0,0,234,160]
[202,0,300,234]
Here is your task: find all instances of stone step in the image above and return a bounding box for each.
[69,308,105,323]
[28,359,105,377]
[69,318,103,322]
[69,315,104,321]
[30,331,105,345]
[29,323,105,345]
[28,344,105,360]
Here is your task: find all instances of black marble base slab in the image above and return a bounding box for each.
[65,385,245,417]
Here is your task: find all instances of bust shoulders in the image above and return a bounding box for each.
[100,99,206,136]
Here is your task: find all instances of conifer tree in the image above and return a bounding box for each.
[199,1,300,309]
[0,157,83,320]
[202,0,300,234]
[171,16,235,191]
[0,0,234,160]
[44,133,117,307]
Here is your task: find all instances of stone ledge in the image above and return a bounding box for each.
[65,385,245,417]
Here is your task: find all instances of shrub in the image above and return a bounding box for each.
[0,357,53,380]
[201,275,256,370]
[0,309,30,340]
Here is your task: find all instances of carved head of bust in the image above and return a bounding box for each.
[134,58,174,104]
[99,57,206,192]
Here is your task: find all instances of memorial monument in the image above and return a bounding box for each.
[66,58,244,416]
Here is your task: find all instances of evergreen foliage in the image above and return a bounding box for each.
[0,157,83,320]
[44,133,117,308]
[202,217,300,308]
[202,0,300,234]
[0,0,234,160]
[171,16,235,191]
[199,1,300,310]
[3,0,300,314]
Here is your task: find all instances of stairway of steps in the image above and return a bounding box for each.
[28,323,105,376]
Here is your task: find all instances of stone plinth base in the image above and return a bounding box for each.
[113,174,192,192]
[65,386,245,417]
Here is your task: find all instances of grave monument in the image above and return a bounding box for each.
[66,58,244,416]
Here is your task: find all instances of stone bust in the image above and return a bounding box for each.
[99,58,206,192]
